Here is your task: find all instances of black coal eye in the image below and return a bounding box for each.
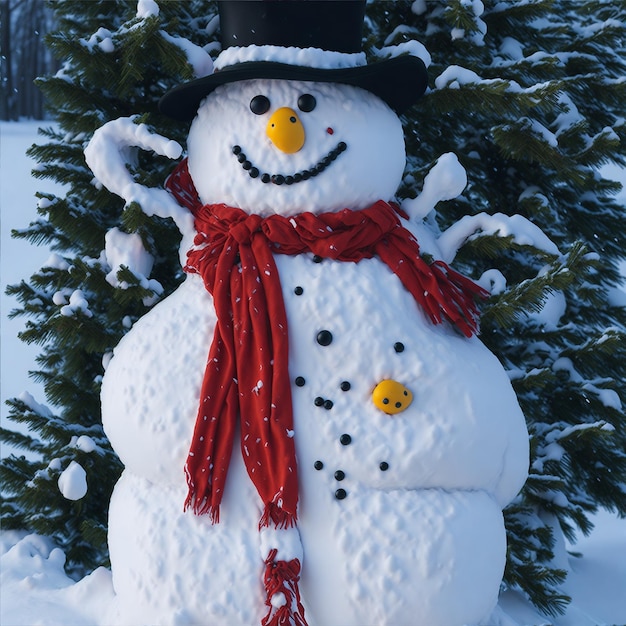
[250,95,270,115]
[298,93,316,112]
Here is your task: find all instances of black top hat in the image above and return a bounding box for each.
[159,1,428,121]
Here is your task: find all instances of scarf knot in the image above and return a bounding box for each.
[230,211,264,244]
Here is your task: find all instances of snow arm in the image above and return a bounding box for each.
[437,212,561,265]
[399,153,560,270]
[401,152,467,221]
[84,116,195,262]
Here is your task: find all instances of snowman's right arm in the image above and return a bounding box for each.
[84,116,196,262]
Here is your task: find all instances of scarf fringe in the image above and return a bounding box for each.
[260,501,297,530]
[183,465,221,522]
[183,491,221,523]
[429,261,488,337]
[262,549,308,626]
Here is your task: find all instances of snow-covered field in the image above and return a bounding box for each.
[1,120,625,626]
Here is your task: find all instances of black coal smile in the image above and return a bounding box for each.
[231,141,347,185]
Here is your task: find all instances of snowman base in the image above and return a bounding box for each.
[107,467,506,626]
[107,466,263,626]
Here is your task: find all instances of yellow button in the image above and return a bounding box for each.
[372,380,413,415]
[266,107,305,153]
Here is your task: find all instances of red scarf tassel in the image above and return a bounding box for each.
[262,550,307,626]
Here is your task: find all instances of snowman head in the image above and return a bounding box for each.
[160,0,428,216]
[186,78,407,215]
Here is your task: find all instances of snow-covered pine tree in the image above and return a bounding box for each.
[365,0,626,616]
[1,0,218,575]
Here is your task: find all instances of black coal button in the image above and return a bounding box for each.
[316,330,333,346]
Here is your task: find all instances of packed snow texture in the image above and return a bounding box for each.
[91,78,530,625]
[100,264,526,625]
[57,461,88,501]
[1,532,115,626]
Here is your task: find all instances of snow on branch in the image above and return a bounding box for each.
[544,419,616,445]
[552,357,622,411]
[434,64,551,103]
[17,392,53,418]
[160,31,214,79]
[437,212,561,264]
[136,0,159,19]
[375,39,432,69]
[104,227,164,306]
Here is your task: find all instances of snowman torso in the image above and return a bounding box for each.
[101,77,528,626]
[103,253,527,626]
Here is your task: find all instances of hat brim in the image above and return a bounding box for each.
[159,55,428,121]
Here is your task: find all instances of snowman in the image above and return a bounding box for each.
[86,2,529,625]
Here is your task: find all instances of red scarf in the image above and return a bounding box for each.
[165,159,487,626]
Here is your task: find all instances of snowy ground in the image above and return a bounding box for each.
[1,120,625,626]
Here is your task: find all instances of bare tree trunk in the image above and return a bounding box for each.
[1,0,57,120]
